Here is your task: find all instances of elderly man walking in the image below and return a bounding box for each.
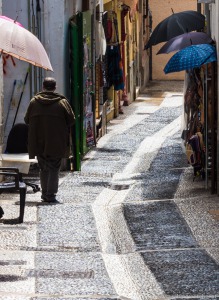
[24,77,75,203]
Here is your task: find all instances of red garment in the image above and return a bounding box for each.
[121,8,128,42]
[106,19,113,42]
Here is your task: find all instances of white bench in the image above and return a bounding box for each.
[0,154,40,193]
[0,153,37,174]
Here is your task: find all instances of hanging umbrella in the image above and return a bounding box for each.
[145,10,205,49]
[0,15,53,71]
[157,32,213,55]
[164,44,217,74]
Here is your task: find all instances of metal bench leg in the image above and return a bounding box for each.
[19,186,27,223]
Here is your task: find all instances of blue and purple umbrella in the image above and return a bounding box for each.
[164,44,217,74]
[157,32,213,55]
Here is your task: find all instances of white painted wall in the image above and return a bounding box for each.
[2,1,31,145]
[1,0,81,151]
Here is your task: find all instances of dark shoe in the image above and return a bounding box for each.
[48,199,60,204]
[41,196,59,203]
[41,192,56,201]
[0,206,4,218]
[41,195,48,202]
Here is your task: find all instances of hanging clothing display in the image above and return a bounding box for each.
[183,68,203,142]
[95,21,107,58]
[121,7,129,42]
[83,21,95,148]
[106,45,124,91]
[102,12,113,43]
[122,0,139,18]
[102,11,125,91]
[183,68,205,180]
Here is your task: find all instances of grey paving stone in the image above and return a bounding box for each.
[38,205,100,252]
[35,252,117,297]
[124,201,198,250]
[141,249,219,296]
[124,131,188,201]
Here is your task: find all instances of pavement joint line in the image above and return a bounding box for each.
[0,247,99,253]
[64,168,114,177]
[0,246,218,255]
[0,291,122,299]
[116,196,217,205]
[138,247,219,252]
[174,194,218,201]
[166,296,219,299]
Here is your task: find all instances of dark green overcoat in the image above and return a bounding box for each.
[24,91,75,159]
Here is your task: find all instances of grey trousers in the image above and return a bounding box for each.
[37,155,62,199]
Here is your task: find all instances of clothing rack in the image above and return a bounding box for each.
[107,42,119,46]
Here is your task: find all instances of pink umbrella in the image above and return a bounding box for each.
[0,15,53,71]
[0,15,23,27]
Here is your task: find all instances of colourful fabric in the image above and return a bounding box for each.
[106,45,124,91]
[122,0,138,18]
[121,8,129,42]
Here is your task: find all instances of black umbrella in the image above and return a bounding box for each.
[145,10,205,49]
[157,32,213,54]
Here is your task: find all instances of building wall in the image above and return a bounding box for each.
[1,0,79,151]
[2,1,35,142]
[40,0,76,98]
[149,0,197,80]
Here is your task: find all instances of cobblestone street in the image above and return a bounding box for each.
[0,81,219,300]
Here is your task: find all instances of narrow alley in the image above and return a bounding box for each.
[0,81,219,300]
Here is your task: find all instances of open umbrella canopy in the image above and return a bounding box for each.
[145,10,205,49]
[157,32,213,54]
[0,15,53,71]
[164,44,217,74]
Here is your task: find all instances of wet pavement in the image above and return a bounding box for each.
[0,81,219,300]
